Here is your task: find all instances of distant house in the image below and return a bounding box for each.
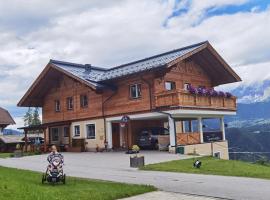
[18,41,241,159]
[0,107,15,134]
[0,107,16,152]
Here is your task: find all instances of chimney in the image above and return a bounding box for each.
[84,64,92,72]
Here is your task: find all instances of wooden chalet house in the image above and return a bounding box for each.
[18,41,241,159]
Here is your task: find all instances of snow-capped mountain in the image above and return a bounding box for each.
[225,79,270,127]
[230,79,270,104]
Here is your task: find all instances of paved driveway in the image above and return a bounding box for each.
[1,151,270,200]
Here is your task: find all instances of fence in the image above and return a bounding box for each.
[229,151,270,163]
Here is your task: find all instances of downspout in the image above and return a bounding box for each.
[155,110,177,154]
[140,76,153,110]
[102,88,117,146]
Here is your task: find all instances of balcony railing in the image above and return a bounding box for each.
[155,90,236,110]
[177,131,224,145]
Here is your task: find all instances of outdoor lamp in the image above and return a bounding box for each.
[193,160,202,168]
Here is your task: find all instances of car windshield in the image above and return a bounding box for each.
[140,131,149,136]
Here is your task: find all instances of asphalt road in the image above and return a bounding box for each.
[0,152,269,200]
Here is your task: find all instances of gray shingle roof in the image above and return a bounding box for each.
[50,41,206,88]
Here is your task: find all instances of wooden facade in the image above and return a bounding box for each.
[41,58,236,124]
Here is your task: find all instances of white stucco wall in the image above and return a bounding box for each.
[71,118,105,151]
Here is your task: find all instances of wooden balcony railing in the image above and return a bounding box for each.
[155,90,236,110]
[177,132,200,145]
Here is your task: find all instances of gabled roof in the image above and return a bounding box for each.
[51,41,207,82]
[0,107,15,126]
[18,41,241,107]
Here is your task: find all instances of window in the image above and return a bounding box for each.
[165,81,176,91]
[67,97,73,110]
[80,94,88,108]
[55,100,61,112]
[86,124,96,139]
[51,128,59,141]
[63,127,69,137]
[74,125,80,137]
[184,83,190,90]
[130,84,142,99]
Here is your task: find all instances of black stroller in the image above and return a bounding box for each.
[42,153,66,184]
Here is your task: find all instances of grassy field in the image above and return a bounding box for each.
[0,152,41,158]
[141,156,270,179]
[0,153,13,158]
[0,166,155,200]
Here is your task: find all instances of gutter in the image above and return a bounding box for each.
[140,76,153,110]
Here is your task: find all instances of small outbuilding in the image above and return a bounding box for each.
[0,107,15,133]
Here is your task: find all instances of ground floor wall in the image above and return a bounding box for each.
[181,140,229,160]
[71,118,105,151]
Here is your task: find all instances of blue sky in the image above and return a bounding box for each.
[0,0,270,129]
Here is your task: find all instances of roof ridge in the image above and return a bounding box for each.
[50,59,108,71]
[107,41,208,71]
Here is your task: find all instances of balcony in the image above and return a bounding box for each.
[155,90,236,110]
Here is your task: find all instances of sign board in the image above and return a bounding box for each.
[121,115,130,123]
[203,131,223,142]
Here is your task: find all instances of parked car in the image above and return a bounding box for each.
[22,136,44,145]
[137,127,169,149]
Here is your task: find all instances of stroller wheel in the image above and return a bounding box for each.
[62,174,66,184]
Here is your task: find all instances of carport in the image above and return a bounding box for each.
[105,109,233,152]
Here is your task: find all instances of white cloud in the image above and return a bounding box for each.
[0,0,270,128]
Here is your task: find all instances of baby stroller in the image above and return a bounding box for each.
[42,153,66,184]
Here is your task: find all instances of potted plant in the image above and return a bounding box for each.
[14,143,23,158]
[130,145,145,168]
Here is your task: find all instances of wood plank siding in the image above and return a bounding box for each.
[42,58,236,123]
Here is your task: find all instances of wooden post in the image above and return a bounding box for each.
[24,129,28,152]
[44,127,48,152]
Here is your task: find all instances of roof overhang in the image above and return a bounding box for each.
[167,42,241,86]
[17,62,100,107]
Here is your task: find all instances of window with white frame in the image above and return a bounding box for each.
[165,81,176,91]
[80,94,88,108]
[51,128,59,141]
[74,125,80,137]
[184,83,190,90]
[55,100,61,112]
[129,84,142,99]
[66,97,73,110]
[86,124,96,139]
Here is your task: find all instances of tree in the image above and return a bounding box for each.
[23,107,33,126]
[32,107,41,125]
[23,107,41,126]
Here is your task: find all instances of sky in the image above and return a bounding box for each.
[0,0,270,129]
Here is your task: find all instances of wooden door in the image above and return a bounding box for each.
[112,123,120,149]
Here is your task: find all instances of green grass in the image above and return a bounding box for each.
[0,166,155,200]
[141,156,270,180]
[0,153,13,158]
[0,152,42,158]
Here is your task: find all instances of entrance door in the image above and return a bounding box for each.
[112,123,120,149]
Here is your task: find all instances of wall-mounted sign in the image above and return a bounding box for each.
[121,115,130,123]
[203,131,223,142]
